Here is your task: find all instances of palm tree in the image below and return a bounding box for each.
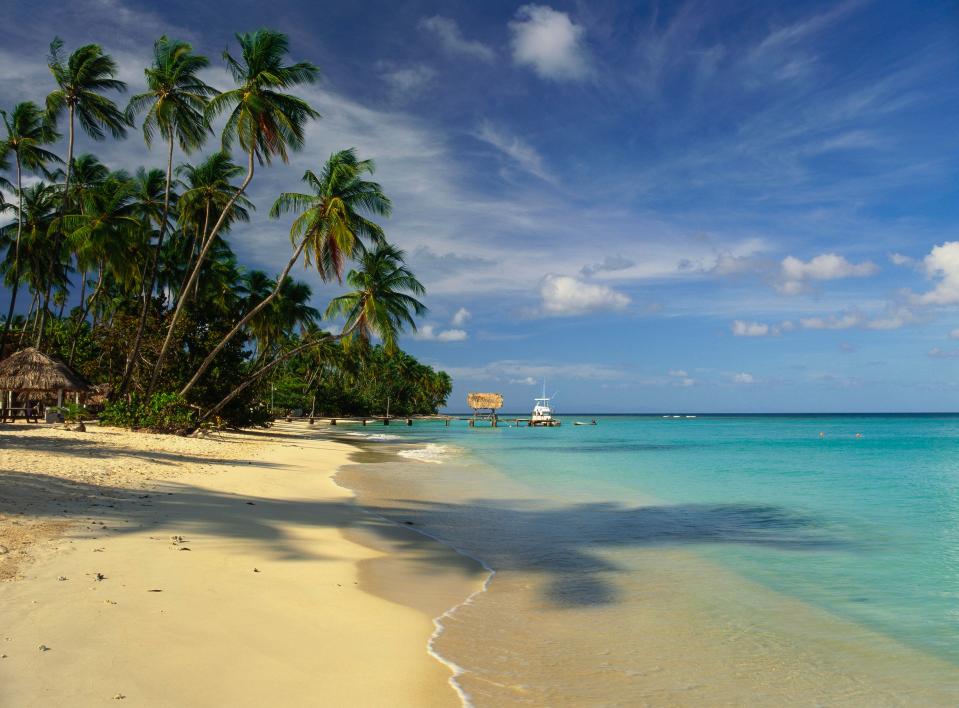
[325,242,427,353]
[149,29,319,394]
[0,183,60,347]
[0,101,61,355]
[179,148,387,396]
[46,38,129,198]
[121,37,216,394]
[45,38,129,345]
[200,243,425,425]
[173,152,253,297]
[56,173,140,361]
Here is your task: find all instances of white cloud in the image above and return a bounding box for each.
[475,121,554,183]
[732,372,757,384]
[778,253,878,294]
[889,252,915,267]
[451,307,471,327]
[913,242,959,306]
[799,313,862,330]
[509,5,591,81]
[731,320,771,337]
[667,369,695,386]
[441,360,626,382]
[928,347,959,359]
[539,274,630,316]
[420,16,495,62]
[381,64,437,97]
[413,324,468,342]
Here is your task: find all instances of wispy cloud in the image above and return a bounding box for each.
[420,15,495,62]
[380,64,437,98]
[474,121,554,183]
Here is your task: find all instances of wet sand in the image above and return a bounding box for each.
[337,442,959,707]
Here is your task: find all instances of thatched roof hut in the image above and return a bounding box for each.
[0,347,89,394]
[467,392,503,411]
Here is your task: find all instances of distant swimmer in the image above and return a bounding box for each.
[855,432,863,439]
[819,431,825,439]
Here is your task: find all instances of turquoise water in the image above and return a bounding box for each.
[363,414,959,666]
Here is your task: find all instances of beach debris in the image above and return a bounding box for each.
[94,572,106,581]
[253,568,260,573]
[93,548,105,552]
[104,600,117,605]
[170,535,184,544]
[1,654,7,659]
[38,644,50,652]
[403,521,415,526]
[147,589,162,592]
[179,547,191,551]
[0,545,8,555]
[246,502,256,505]
[113,693,126,700]
[57,576,68,581]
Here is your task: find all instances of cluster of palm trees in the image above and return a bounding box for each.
[0,29,449,425]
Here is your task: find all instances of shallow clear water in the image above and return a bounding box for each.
[339,415,959,703]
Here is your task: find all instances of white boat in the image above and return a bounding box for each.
[530,383,561,427]
[574,420,597,426]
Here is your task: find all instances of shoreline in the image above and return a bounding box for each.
[0,422,472,707]
[334,425,959,706]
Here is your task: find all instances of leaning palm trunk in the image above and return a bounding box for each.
[148,150,254,396]
[0,155,24,356]
[198,319,361,427]
[118,131,175,396]
[173,201,209,307]
[68,262,104,364]
[19,291,38,347]
[35,281,52,348]
[179,237,308,397]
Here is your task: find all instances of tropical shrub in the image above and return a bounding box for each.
[101,392,196,433]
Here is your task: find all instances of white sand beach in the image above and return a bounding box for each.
[0,422,474,707]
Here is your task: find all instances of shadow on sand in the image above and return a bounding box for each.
[0,466,854,608]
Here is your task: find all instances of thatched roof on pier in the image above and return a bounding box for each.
[0,347,89,392]
[467,392,503,411]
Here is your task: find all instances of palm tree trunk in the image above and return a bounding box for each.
[198,316,363,428]
[35,281,51,348]
[0,155,24,356]
[176,201,208,306]
[118,130,176,396]
[68,262,103,364]
[198,336,329,426]
[19,291,38,347]
[77,269,87,316]
[179,237,308,397]
[148,149,255,396]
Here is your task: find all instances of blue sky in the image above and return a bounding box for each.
[1,0,958,412]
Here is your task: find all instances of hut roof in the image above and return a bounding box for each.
[0,347,90,392]
[467,392,503,410]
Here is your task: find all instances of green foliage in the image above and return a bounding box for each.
[271,344,451,417]
[101,392,195,433]
[56,402,90,422]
